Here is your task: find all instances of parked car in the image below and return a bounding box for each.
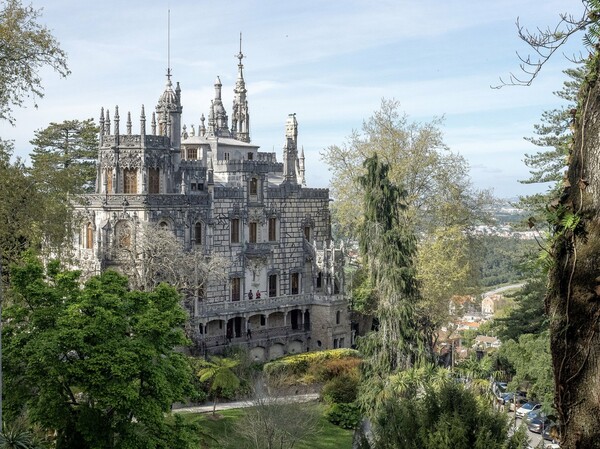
[516,401,541,418]
[528,416,551,433]
[492,381,508,399]
[524,409,545,424]
[503,392,527,411]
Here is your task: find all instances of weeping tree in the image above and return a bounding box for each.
[356,154,428,414]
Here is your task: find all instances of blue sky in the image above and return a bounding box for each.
[0,0,586,198]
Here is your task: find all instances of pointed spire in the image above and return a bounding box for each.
[151,112,157,135]
[232,33,250,143]
[99,107,105,136]
[140,105,146,136]
[105,109,111,135]
[114,106,120,136]
[126,111,132,135]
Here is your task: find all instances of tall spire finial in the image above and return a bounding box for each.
[235,32,244,68]
[167,9,171,81]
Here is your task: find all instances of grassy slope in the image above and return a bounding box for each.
[180,403,353,449]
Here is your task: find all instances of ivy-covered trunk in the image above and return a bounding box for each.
[547,56,600,449]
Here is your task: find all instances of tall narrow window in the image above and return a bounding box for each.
[304,226,311,241]
[105,168,113,194]
[249,178,258,195]
[84,222,93,249]
[249,222,257,243]
[224,152,230,161]
[195,222,202,245]
[231,218,240,243]
[248,152,254,160]
[268,217,277,241]
[231,278,241,302]
[148,168,159,194]
[291,272,299,295]
[269,274,277,298]
[123,168,137,194]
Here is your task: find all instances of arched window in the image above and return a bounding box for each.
[336,310,341,325]
[159,221,169,230]
[195,222,202,245]
[123,168,137,194]
[148,168,159,194]
[84,222,93,249]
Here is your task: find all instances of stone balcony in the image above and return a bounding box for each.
[195,293,314,318]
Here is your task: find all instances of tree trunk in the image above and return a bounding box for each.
[547,64,600,449]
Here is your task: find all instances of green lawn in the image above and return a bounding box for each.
[179,403,353,449]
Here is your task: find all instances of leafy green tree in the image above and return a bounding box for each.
[370,381,527,449]
[0,0,69,124]
[497,332,553,410]
[29,119,99,256]
[322,100,491,337]
[197,356,241,416]
[491,277,547,342]
[321,99,490,238]
[3,255,197,449]
[0,141,40,272]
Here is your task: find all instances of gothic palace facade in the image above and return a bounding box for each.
[73,47,350,361]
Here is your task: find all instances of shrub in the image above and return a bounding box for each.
[321,373,359,404]
[263,349,361,385]
[326,402,362,429]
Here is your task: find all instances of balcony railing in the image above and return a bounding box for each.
[197,293,314,316]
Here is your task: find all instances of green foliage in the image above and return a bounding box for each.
[263,349,361,385]
[474,235,537,287]
[497,331,554,410]
[197,356,241,413]
[0,0,69,124]
[0,141,41,272]
[3,255,196,449]
[491,277,548,341]
[370,381,522,449]
[29,119,99,255]
[325,402,361,430]
[0,415,49,449]
[321,373,359,404]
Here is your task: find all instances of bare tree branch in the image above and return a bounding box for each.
[493,3,594,88]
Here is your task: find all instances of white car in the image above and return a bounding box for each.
[516,401,541,418]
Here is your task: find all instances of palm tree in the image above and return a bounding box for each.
[0,417,47,449]
[197,356,240,416]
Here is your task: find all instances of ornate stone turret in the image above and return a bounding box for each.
[232,33,250,143]
[213,76,230,136]
[200,114,206,137]
[156,70,183,148]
